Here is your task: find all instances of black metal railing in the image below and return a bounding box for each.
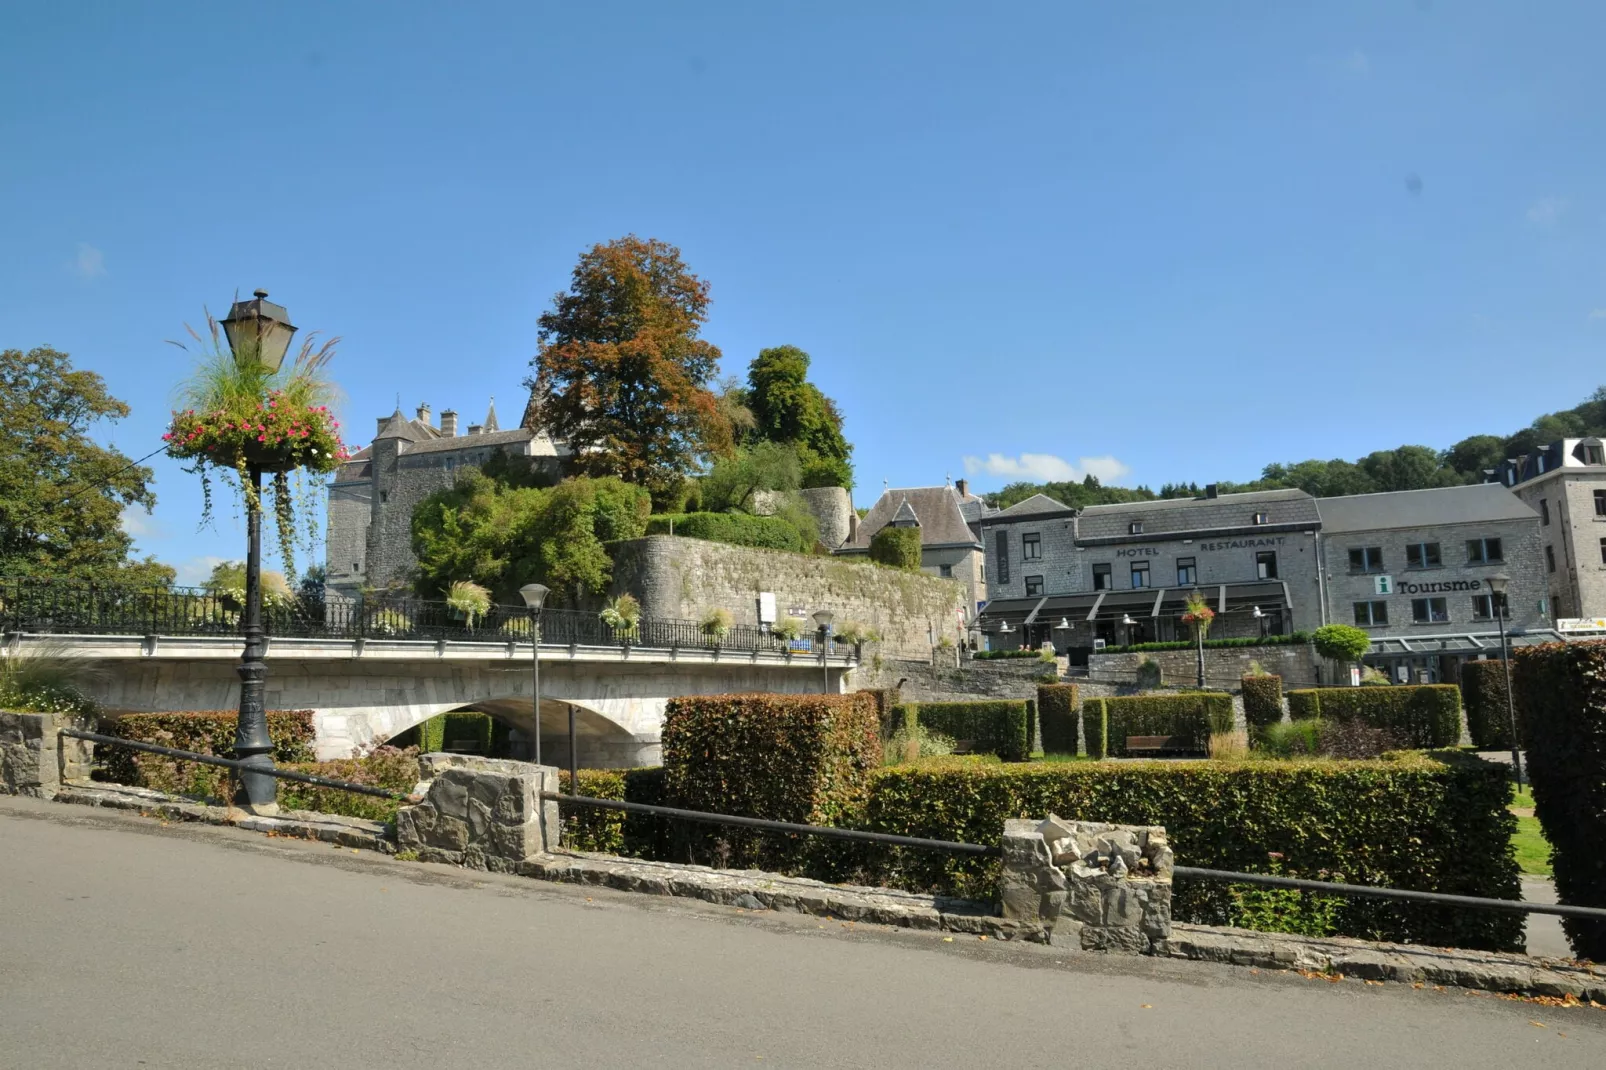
[0,577,843,657]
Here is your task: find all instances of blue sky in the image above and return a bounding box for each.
[4,2,1604,584]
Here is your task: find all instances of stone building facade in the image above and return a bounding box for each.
[324,400,568,602]
[835,480,992,614]
[976,482,1545,681]
[1495,437,1606,623]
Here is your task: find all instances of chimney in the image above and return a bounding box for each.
[376,417,388,435]
[440,409,458,437]
[416,403,432,427]
[1204,483,1219,499]
[955,478,969,499]
[467,424,483,436]
[847,512,860,543]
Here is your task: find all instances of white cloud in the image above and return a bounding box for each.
[73,242,106,279]
[119,506,161,540]
[962,452,1131,485]
[1527,197,1567,227]
[174,555,229,587]
[1588,309,1606,321]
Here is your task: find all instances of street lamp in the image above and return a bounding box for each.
[1121,613,1136,647]
[222,289,296,814]
[1483,573,1524,785]
[812,609,834,694]
[520,583,550,765]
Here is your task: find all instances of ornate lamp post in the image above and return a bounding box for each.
[1483,573,1525,785]
[221,290,296,814]
[812,609,835,694]
[520,583,550,765]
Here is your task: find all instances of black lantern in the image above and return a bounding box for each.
[221,289,297,373]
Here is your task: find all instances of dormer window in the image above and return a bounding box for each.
[1252,512,1269,525]
[1576,441,1605,466]
[1129,521,1143,535]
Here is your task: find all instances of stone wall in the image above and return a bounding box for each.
[1088,643,1319,690]
[395,753,559,871]
[0,712,92,798]
[611,536,968,659]
[849,654,1053,701]
[1001,816,1173,951]
[800,486,854,551]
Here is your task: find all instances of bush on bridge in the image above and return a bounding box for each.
[662,691,880,870]
[97,710,317,798]
[858,751,1521,951]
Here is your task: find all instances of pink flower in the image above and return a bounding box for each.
[258,434,267,442]
[162,433,173,441]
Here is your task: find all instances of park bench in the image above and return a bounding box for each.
[950,739,978,756]
[1124,735,1182,757]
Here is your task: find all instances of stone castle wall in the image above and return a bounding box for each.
[610,536,968,659]
[1087,643,1319,690]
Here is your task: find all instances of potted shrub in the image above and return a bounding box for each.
[445,580,492,628]
[600,594,642,641]
[701,607,733,644]
[164,311,348,579]
[771,616,806,641]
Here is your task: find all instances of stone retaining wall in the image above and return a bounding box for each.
[1088,643,1318,690]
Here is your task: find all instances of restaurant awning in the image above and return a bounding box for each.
[977,580,1294,626]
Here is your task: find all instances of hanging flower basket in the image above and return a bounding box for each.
[1181,592,1216,638]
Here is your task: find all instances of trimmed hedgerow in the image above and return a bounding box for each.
[1513,640,1606,960]
[1037,684,1080,755]
[662,692,881,869]
[557,767,671,858]
[1461,659,1520,751]
[971,649,1046,661]
[1102,693,1234,756]
[97,710,317,798]
[1083,698,1109,759]
[913,700,1031,761]
[1100,632,1312,655]
[857,688,905,739]
[1241,674,1284,731]
[645,512,809,553]
[277,748,421,821]
[1286,685,1461,749]
[858,752,1521,951]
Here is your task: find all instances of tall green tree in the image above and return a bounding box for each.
[0,346,173,585]
[743,345,853,488]
[525,236,730,492]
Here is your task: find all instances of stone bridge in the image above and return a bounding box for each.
[5,633,855,767]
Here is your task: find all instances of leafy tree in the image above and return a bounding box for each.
[411,471,651,607]
[1441,435,1507,481]
[525,236,730,491]
[744,345,853,488]
[0,346,174,585]
[1357,445,1460,492]
[700,441,801,513]
[1312,624,1372,665]
[869,526,922,571]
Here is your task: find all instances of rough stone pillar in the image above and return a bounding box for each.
[0,712,92,799]
[1000,816,1173,952]
[395,754,561,871]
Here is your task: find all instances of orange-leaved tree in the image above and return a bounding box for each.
[525,236,731,492]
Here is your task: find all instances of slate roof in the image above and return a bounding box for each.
[841,486,982,550]
[980,493,1076,524]
[1076,489,1319,542]
[1315,483,1540,533]
[404,427,534,455]
[889,498,920,525]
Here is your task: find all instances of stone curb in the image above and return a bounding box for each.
[519,849,1018,937]
[52,780,392,852]
[1159,923,1606,1001]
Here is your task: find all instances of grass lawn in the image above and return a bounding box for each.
[1509,784,1553,878]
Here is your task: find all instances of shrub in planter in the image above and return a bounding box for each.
[858,752,1521,951]
[97,710,317,798]
[1312,624,1372,665]
[771,616,806,641]
[445,580,492,627]
[661,692,880,870]
[700,607,733,642]
[910,700,1031,761]
[600,594,642,640]
[1102,693,1234,756]
[1241,673,1283,731]
[1462,659,1519,750]
[1036,684,1080,755]
[1512,640,1606,960]
[1135,657,1163,689]
[1285,685,1461,749]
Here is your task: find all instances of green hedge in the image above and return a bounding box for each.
[557,767,670,858]
[1037,684,1080,755]
[277,748,422,821]
[1100,633,1312,655]
[1513,641,1606,960]
[662,692,880,869]
[1101,693,1234,756]
[972,649,1044,661]
[859,753,1521,951]
[1286,685,1461,748]
[868,526,922,571]
[1083,698,1109,759]
[1461,660,1519,751]
[1241,674,1284,730]
[415,711,496,755]
[646,512,809,553]
[912,700,1031,761]
[857,688,904,739]
[97,710,317,798]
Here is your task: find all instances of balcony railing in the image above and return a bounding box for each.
[0,578,839,657]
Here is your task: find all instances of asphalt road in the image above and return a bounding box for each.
[2,796,1602,1069]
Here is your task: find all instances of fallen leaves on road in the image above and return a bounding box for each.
[1140,1004,1152,1010]
[942,937,954,943]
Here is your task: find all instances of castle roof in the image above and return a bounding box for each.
[841,486,980,551]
